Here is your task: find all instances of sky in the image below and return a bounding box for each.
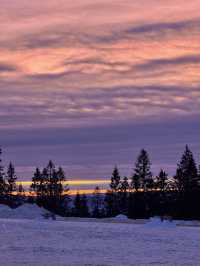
[0,0,200,180]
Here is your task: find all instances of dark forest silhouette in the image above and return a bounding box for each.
[0,145,200,220]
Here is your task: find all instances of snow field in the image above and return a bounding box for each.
[0,214,200,266]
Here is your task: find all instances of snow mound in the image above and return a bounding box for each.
[146,217,176,228]
[0,204,53,220]
[114,214,129,220]
[175,220,200,227]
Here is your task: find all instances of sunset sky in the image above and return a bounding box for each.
[0,1,200,179]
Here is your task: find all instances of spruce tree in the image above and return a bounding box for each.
[105,166,122,217]
[132,149,152,191]
[174,145,198,192]
[110,166,121,192]
[7,162,17,196]
[31,161,70,213]
[31,167,46,202]
[118,176,129,214]
[120,176,129,192]
[156,169,168,192]
[80,194,89,217]
[173,146,199,219]
[46,160,56,198]
[73,192,81,216]
[31,167,41,195]
[92,186,102,218]
[104,190,116,217]
[57,167,68,197]
[73,193,89,217]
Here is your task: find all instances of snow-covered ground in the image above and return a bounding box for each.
[0,212,200,266]
[0,204,53,220]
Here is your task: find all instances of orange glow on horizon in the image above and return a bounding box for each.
[16,179,110,186]
[13,188,108,197]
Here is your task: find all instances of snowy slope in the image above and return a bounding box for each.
[0,218,200,266]
[0,204,53,220]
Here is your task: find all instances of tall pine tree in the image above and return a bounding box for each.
[73,192,89,217]
[174,145,198,192]
[132,149,152,191]
[31,161,70,214]
[7,162,17,196]
[110,166,121,192]
[104,166,121,216]
[92,186,103,218]
[173,146,199,219]
[156,169,168,192]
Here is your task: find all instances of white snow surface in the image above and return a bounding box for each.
[146,217,176,228]
[0,204,52,220]
[114,214,129,220]
[0,216,200,265]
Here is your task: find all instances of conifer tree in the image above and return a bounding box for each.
[110,166,121,192]
[173,146,199,219]
[31,167,47,201]
[105,167,121,216]
[104,190,115,217]
[18,184,24,193]
[120,176,129,193]
[73,193,89,217]
[156,169,168,192]
[46,160,56,198]
[80,194,89,217]
[31,167,42,195]
[118,176,129,214]
[31,161,69,213]
[132,149,152,191]
[73,192,81,216]
[7,162,17,196]
[57,167,68,197]
[92,186,102,218]
[174,145,198,192]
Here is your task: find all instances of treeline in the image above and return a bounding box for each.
[0,145,200,220]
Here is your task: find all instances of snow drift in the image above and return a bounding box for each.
[0,204,53,220]
[146,217,176,228]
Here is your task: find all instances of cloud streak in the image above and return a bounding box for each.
[0,0,199,178]
[135,54,200,71]
[0,62,18,73]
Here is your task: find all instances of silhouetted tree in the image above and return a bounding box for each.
[118,176,129,214]
[173,146,200,219]
[104,190,117,217]
[73,192,89,217]
[80,194,89,217]
[18,184,24,193]
[120,176,129,192]
[110,166,121,192]
[156,169,168,192]
[92,186,103,218]
[7,162,17,196]
[73,192,81,216]
[31,167,42,195]
[31,161,69,215]
[174,145,198,193]
[132,149,152,192]
[14,183,26,205]
[104,167,122,216]
[127,192,149,219]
